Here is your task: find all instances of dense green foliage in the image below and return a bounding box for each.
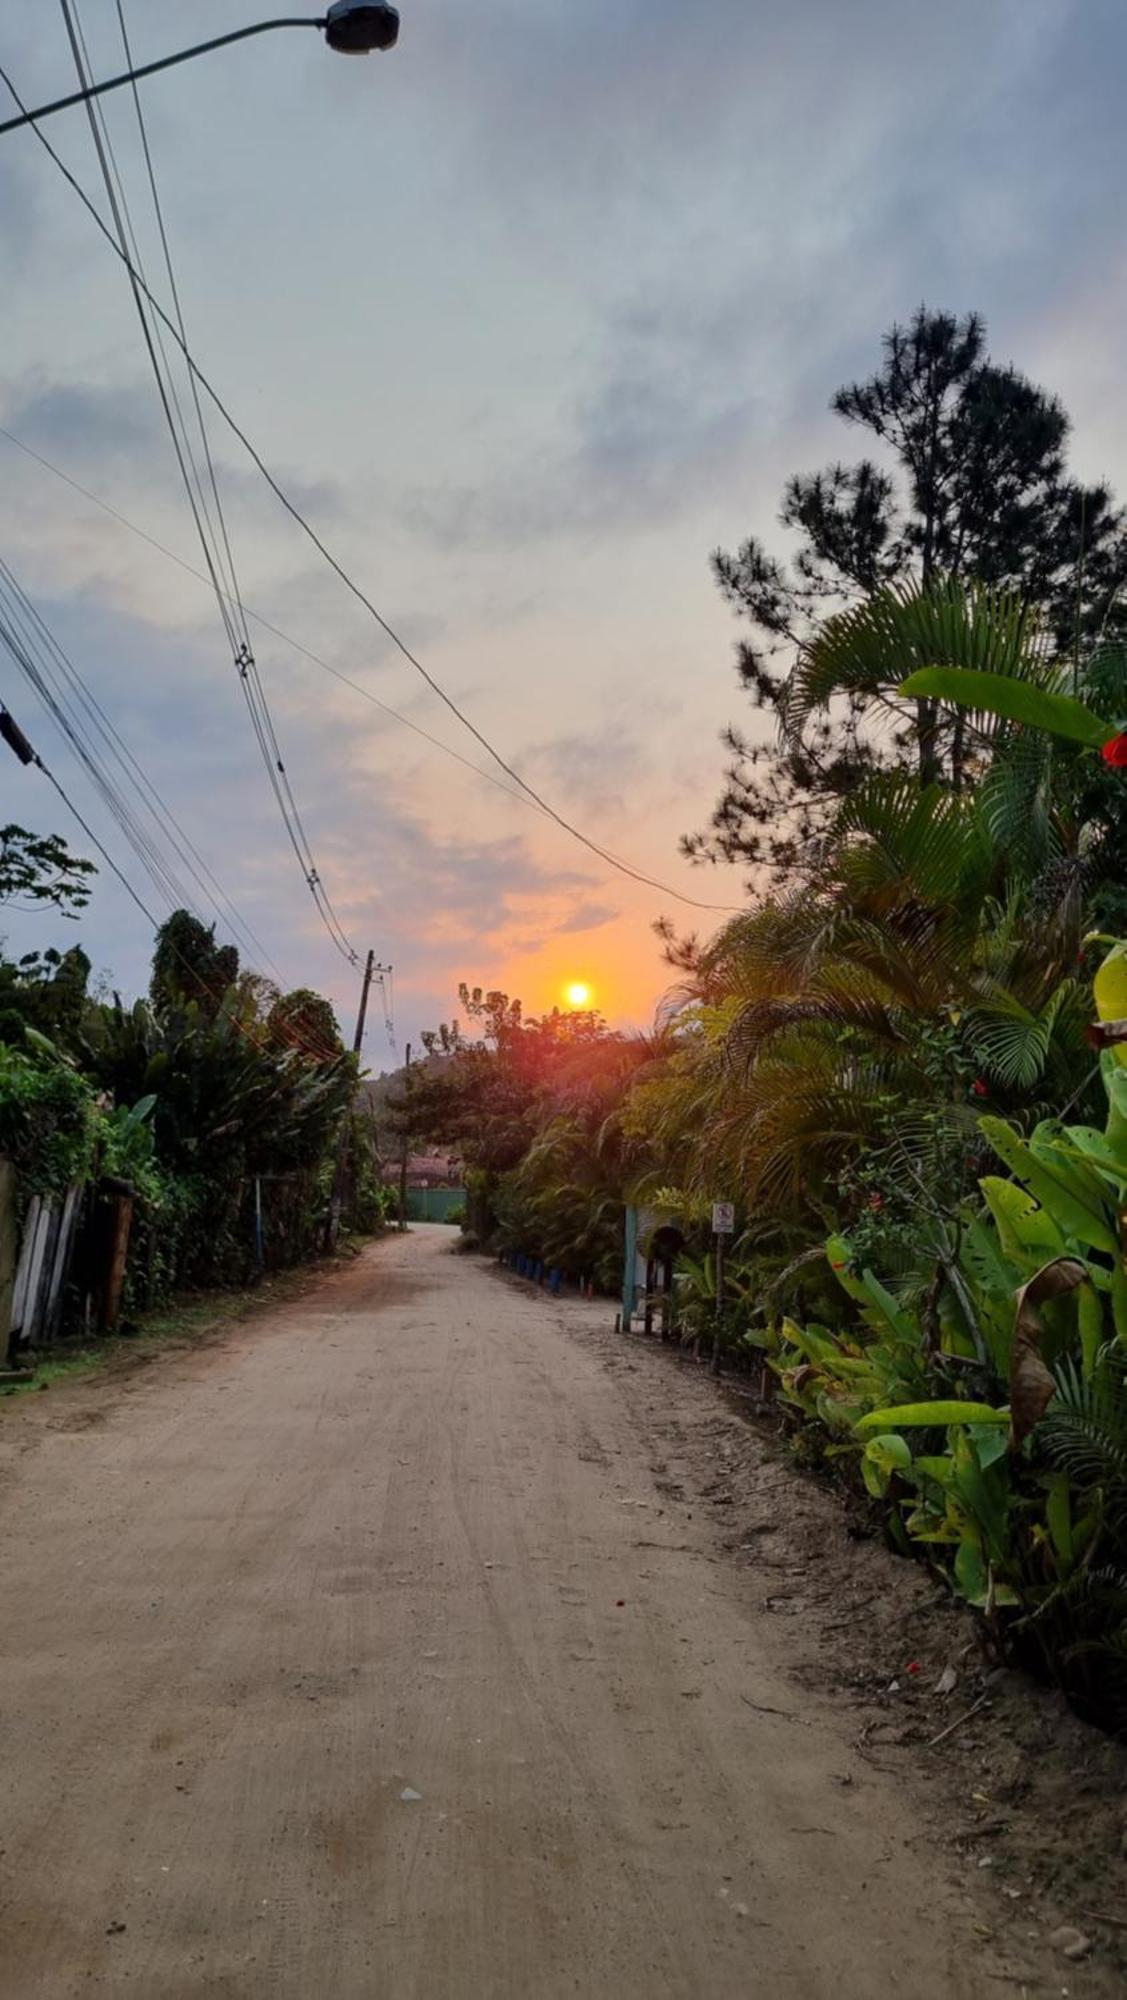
[267,987,344,1061]
[0,1043,96,1204]
[149,911,240,1019]
[2,868,386,1323]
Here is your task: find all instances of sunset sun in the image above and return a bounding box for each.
[564,981,593,1010]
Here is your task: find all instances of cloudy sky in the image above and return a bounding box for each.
[2,0,1126,1066]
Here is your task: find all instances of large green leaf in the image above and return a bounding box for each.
[980,1175,1067,1262]
[855,1402,1009,1432]
[959,1211,1019,1299]
[898,668,1111,747]
[1094,944,1127,1073]
[980,1115,1118,1256]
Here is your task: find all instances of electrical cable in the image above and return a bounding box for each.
[0,552,284,981]
[0,424,555,821]
[0,582,329,1046]
[114,0,248,652]
[0,423,807,905]
[0,57,743,918]
[0,578,347,1064]
[51,7,362,967]
[56,3,240,659]
[0,586,195,915]
[31,758,344,1066]
[114,0,362,968]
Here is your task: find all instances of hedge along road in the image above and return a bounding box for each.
[0,1225,986,1999]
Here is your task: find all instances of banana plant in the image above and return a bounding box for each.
[898,665,1122,761]
[972,1042,1127,1352]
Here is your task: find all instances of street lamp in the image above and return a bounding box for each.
[325,2,400,52]
[0,5,400,140]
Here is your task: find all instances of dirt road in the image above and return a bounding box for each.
[1,1227,991,1998]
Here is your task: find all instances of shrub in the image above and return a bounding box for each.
[0,1044,96,1208]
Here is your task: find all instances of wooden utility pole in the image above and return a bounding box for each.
[398,1043,412,1231]
[325,951,378,1251]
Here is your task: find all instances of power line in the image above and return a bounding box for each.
[0,581,195,915]
[0,422,805,907]
[33,764,343,1066]
[0,575,350,1068]
[0,58,743,919]
[0,552,284,980]
[0,425,554,820]
[50,7,362,968]
[112,0,362,968]
[114,0,248,653]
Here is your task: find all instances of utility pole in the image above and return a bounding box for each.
[351,950,376,1055]
[398,1043,412,1231]
[325,950,384,1252]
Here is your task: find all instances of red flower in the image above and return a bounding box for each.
[868,1193,884,1211]
[1101,732,1127,768]
[906,1660,922,1677]
[972,1079,989,1099]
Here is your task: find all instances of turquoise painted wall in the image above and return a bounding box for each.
[406,1187,466,1223]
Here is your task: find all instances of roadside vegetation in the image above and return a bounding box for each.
[407,310,1127,1733]
[1,881,396,1345]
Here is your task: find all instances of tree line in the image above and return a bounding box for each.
[0,881,393,1332]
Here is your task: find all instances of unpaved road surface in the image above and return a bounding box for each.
[2,1228,993,1997]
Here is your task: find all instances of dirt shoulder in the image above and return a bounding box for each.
[501,1262,1127,1993]
[1,1240,376,1405]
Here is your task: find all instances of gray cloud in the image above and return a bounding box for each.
[3,376,165,468]
[523,729,652,816]
[0,372,350,526]
[553,901,618,937]
[380,0,1127,556]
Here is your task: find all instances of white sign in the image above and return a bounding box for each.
[712,1202,736,1235]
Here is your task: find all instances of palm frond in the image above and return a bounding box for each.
[1039,1358,1127,1496]
[787,577,1052,736]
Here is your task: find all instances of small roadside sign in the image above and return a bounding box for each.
[712,1202,736,1235]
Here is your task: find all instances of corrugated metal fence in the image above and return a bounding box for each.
[4,1179,84,1356]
